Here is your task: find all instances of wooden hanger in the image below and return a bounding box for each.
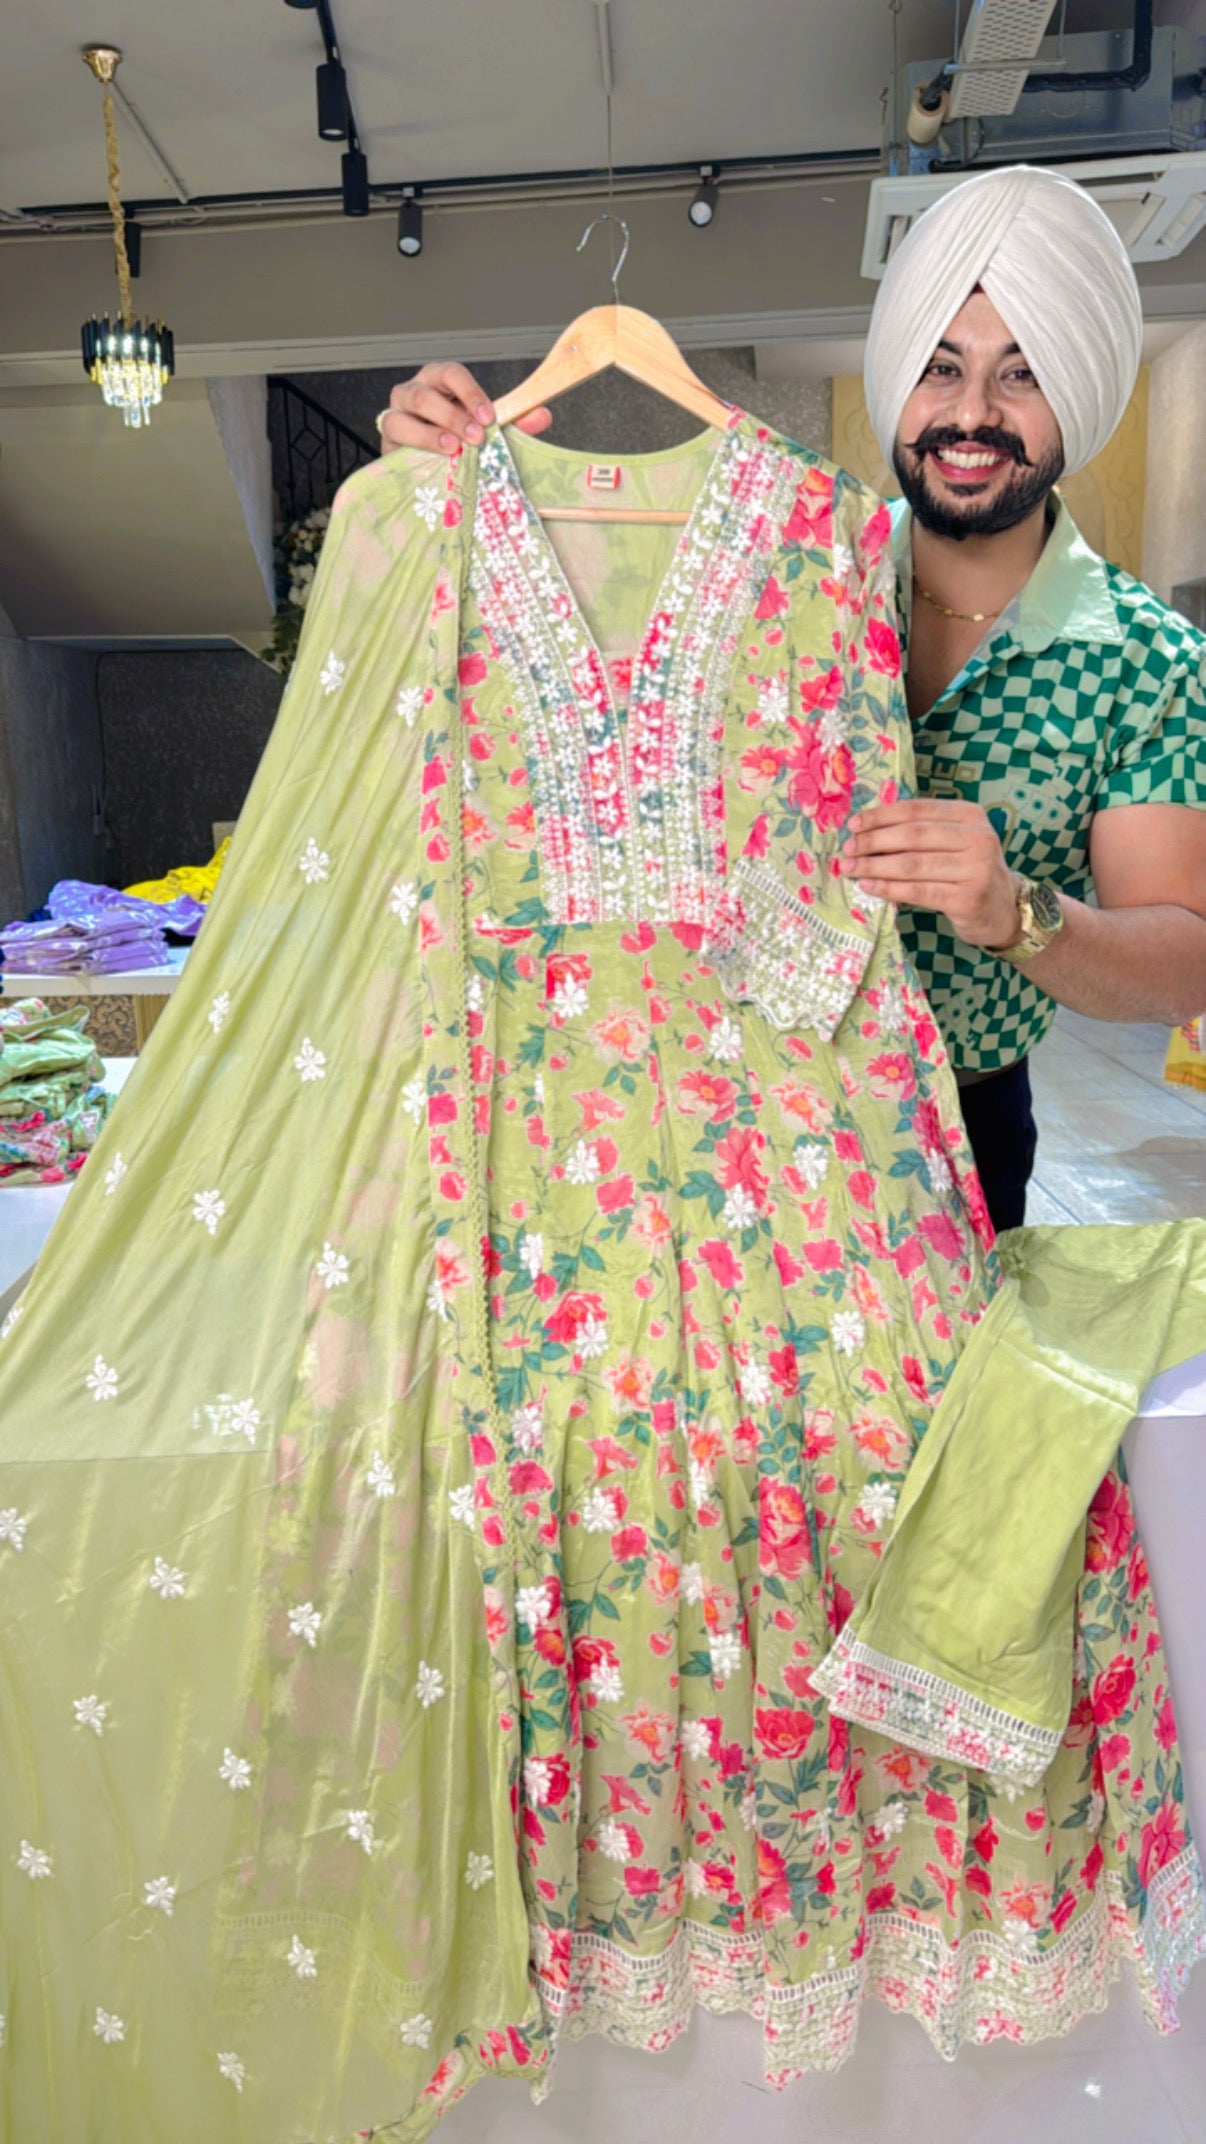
[493,215,732,526]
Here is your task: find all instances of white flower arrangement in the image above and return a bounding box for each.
[265,506,332,678]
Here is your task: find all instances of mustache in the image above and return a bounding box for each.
[903,424,1033,469]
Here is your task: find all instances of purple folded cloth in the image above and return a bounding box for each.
[47,880,206,941]
[1,914,169,976]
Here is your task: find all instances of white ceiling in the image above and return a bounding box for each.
[3,0,1003,210]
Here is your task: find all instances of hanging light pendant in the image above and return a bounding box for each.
[79,46,175,428]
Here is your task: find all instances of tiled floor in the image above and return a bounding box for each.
[1028,1012,1206,1225]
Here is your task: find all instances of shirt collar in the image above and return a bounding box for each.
[889,493,1124,653]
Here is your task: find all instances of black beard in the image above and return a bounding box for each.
[893,426,1065,541]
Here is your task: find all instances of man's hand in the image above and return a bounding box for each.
[377,362,552,455]
[839,798,1020,947]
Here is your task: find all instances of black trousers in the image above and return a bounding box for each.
[957,1057,1037,1234]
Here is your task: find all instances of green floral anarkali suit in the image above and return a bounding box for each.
[0,415,1200,2141]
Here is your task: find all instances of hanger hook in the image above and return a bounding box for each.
[577,211,629,302]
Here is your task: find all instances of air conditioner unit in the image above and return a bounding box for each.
[862,150,1206,279]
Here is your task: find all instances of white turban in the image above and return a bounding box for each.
[864,164,1143,477]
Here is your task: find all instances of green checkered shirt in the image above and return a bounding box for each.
[891,497,1206,1073]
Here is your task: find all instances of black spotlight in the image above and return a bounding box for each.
[397,190,422,257]
[688,169,719,229]
[341,148,369,217]
[123,217,142,278]
[316,58,348,141]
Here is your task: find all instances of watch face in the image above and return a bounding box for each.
[1029,879,1062,934]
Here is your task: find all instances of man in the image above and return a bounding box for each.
[374,165,1206,1229]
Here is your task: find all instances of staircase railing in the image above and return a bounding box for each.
[269,377,377,523]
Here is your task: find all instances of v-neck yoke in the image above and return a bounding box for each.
[468,412,800,928]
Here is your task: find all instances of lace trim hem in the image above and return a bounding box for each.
[705,857,878,1042]
[530,1845,1206,2094]
[810,1628,1063,1789]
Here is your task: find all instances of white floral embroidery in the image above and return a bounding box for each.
[589,1662,623,1703]
[149,1556,186,1600]
[319,650,345,696]
[578,1314,609,1361]
[86,1355,118,1403]
[683,1858,710,1898]
[818,705,850,753]
[597,1819,629,1862]
[876,983,906,1034]
[389,879,419,925]
[396,685,424,726]
[103,1153,127,1196]
[204,1395,261,1447]
[709,1015,743,1063]
[208,991,231,1035]
[415,1661,445,1709]
[287,1934,317,1980]
[549,977,588,1021]
[466,971,485,1014]
[344,1809,375,1854]
[680,1718,712,1760]
[757,672,789,725]
[831,1308,866,1357]
[680,1561,705,1605]
[74,1694,108,1735]
[93,2007,125,2044]
[399,2012,433,2048]
[217,2051,246,2092]
[401,1076,427,1122]
[723,1188,758,1233]
[710,1631,742,1683]
[875,1799,909,1841]
[449,1483,475,1527]
[738,1358,771,1408]
[17,1840,51,1880]
[564,1140,600,1187]
[518,1231,544,1278]
[294,1038,327,1083]
[192,1189,226,1237]
[315,1242,349,1291]
[581,1487,622,1534]
[288,1602,321,1649]
[532,1072,545,1105]
[515,1583,552,1629]
[424,1277,450,1323]
[366,1451,396,1498]
[0,1508,27,1553]
[298,838,331,885]
[793,1140,830,1191]
[219,1748,252,1792]
[524,1756,552,1804]
[739,1783,759,1832]
[464,1851,494,1891]
[855,1481,898,1529]
[413,483,442,532]
[144,1875,176,1916]
[510,1401,543,1453]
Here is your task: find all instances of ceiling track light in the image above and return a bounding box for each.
[316,58,348,141]
[397,188,422,257]
[341,147,369,217]
[688,166,719,228]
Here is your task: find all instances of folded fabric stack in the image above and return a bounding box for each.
[0,878,185,976]
[0,998,112,1184]
[53,875,207,943]
[125,834,230,920]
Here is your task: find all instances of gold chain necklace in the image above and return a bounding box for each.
[914,575,1001,625]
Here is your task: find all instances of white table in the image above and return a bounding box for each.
[0,1058,136,1302]
[1,946,189,1047]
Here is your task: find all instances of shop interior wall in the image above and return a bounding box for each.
[1142,320,1206,608]
[0,601,107,923]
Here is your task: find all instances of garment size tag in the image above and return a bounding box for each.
[587,464,623,491]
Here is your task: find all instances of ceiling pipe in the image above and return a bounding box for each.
[1024,0,1152,95]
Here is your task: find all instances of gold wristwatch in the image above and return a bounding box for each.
[992,874,1064,964]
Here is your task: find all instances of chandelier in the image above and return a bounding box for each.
[80,47,175,428]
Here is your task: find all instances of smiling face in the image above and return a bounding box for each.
[892,289,1065,540]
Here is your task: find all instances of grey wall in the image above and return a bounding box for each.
[96,648,283,887]
[0,615,107,925]
[282,347,831,473]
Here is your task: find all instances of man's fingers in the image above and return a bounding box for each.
[855,880,952,909]
[378,363,495,455]
[850,799,976,832]
[842,822,972,859]
[851,854,968,885]
[515,407,554,436]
